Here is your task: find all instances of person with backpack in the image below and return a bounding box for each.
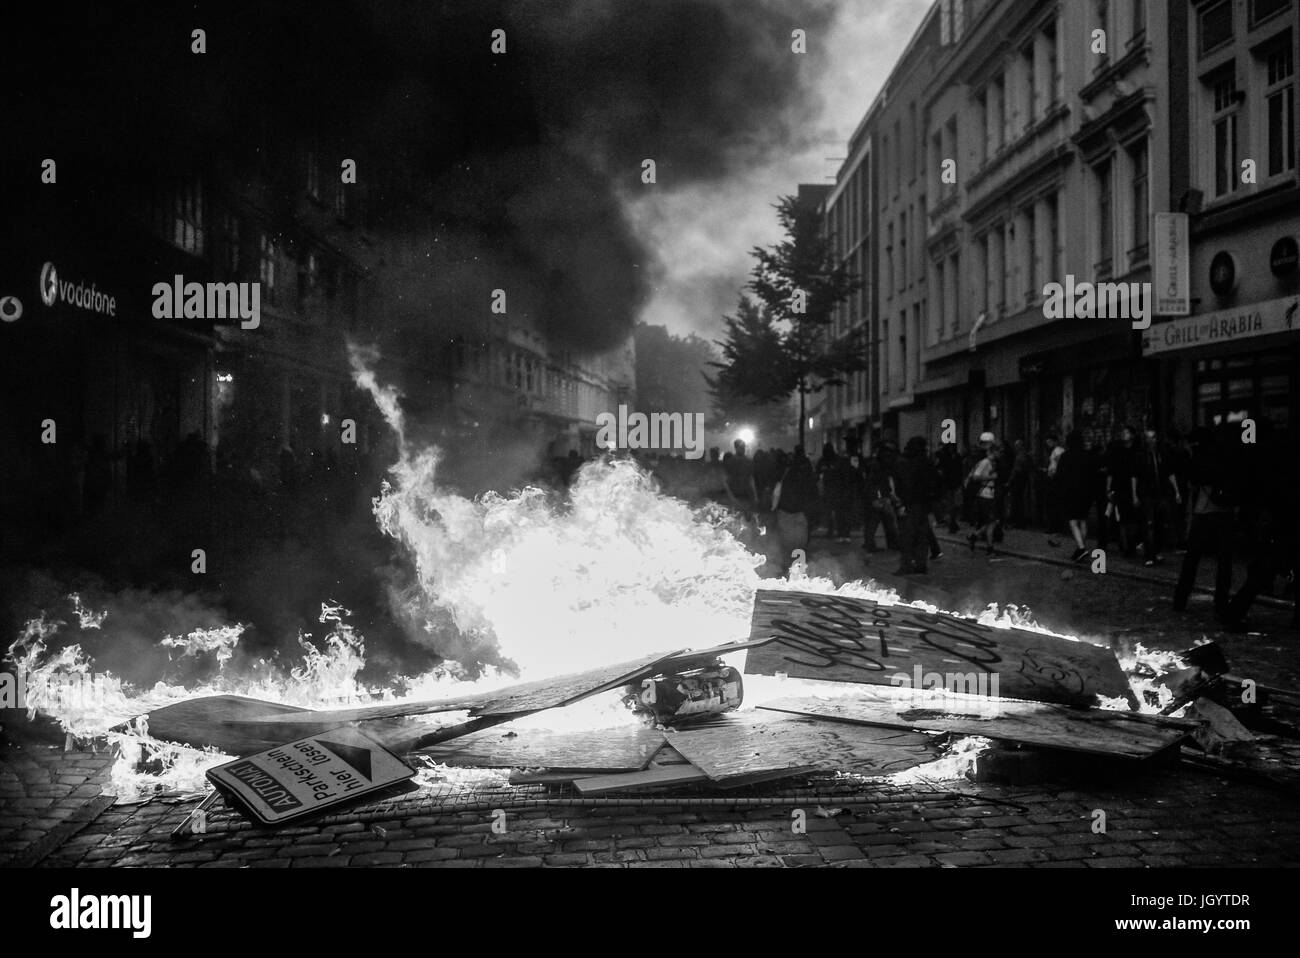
[862,444,900,553]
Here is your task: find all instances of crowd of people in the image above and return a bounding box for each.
[714,422,1298,632]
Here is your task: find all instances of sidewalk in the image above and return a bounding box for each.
[932,524,1293,612]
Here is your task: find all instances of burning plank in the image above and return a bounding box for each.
[664,711,938,781]
[137,651,683,753]
[758,690,1196,760]
[743,589,1133,707]
[418,725,666,771]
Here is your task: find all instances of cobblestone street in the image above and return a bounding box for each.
[5,530,1299,869]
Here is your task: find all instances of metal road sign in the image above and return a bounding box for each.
[207,725,415,826]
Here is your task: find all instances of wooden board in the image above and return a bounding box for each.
[418,725,666,771]
[665,711,939,781]
[743,589,1132,707]
[240,650,682,725]
[758,691,1194,760]
[574,764,710,794]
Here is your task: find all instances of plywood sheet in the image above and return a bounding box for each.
[744,589,1132,707]
[758,690,1193,760]
[418,725,666,771]
[574,764,710,794]
[243,650,680,725]
[665,711,938,781]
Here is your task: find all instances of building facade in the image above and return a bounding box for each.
[824,0,1296,463]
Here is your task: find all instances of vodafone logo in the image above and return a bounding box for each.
[37,261,117,317]
[40,262,58,306]
[0,296,22,322]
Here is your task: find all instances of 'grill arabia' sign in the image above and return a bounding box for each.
[1142,296,1299,356]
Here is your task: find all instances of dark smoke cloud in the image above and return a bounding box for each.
[6,0,832,352]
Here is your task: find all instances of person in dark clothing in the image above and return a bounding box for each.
[936,440,964,533]
[723,439,757,516]
[1135,428,1181,565]
[1224,421,1296,630]
[1006,440,1032,528]
[774,445,817,571]
[862,445,900,552]
[1057,431,1092,562]
[1105,428,1139,557]
[559,449,583,487]
[845,452,868,539]
[818,446,851,541]
[1089,441,1112,550]
[893,437,939,574]
[1173,427,1236,619]
[1042,433,1066,540]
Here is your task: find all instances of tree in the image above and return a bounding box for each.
[709,194,866,446]
[634,322,718,419]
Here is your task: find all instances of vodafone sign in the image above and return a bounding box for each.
[38,261,117,317]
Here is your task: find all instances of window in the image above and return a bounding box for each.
[154,176,205,255]
[1047,192,1062,281]
[1209,66,1240,196]
[885,222,895,301]
[299,250,319,303]
[1249,0,1290,28]
[1024,205,1037,299]
[1004,220,1017,312]
[1096,0,1111,64]
[1096,159,1114,275]
[899,311,907,392]
[894,119,902,195]
[908,102,918,181]
[1132,0,1147,41]
[992,74,1006,152]
[259,234,278,305]
[1264,45,1296,176]
[900,211,908,290]
[306,150,321,200]
[976,89,989,165]
[215,210,240,278]
[946,116,959,195]
[882,135,891,198]
[990,226,1005,312]
[1129,139,1149,261]
[979,233,991,313]
[1199,0,1234,57]
[1023,43,1037,127]
[1046,20,1062,105]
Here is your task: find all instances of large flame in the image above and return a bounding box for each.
[4,350,1174,801]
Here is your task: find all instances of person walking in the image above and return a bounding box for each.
[1106,427,1140,557]
[1224,421,1295,631]
[773,444,817,572]
[723,438,757,518]
[966,433,999,555]
[1057,431,1093,562]
[1135,427,1181,566]
[936,439,964,533]
[1173,427,1236,620]
[1043,433,1066,546]
[893,436,939,575]
[1007,439,1032,528]
[862,445,900,553]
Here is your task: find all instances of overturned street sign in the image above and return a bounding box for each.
[207,725,415,826]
